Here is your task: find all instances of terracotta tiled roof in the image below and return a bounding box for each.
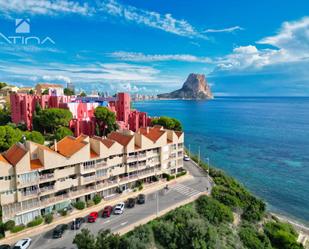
[108,132,133,146]
[4,143,27,166]
[92,136,115,148]
[0,154,9,164]
[139,127,165,142]
[90,149,99,158]
[76,134,88,142]
[30,159,43,170]
[55,136,87,157]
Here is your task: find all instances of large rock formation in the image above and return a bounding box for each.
[158,73,213,99]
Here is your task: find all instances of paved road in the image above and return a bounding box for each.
[23,160,211,249]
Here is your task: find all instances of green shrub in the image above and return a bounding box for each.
[92,194,102,205]
[176,170,187,178]
[60,209,67,216]
[138,185,143,191]
[27,216,43,227]
[196,195,233,225]
[74,201,86,210]
[10,225,25,233]
[87,200,95,207]
[44,213,53,224]
[162,173,176,181]
[239,224,272,249]
[4,220,15,231]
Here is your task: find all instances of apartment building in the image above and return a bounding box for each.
[0,126,184,225]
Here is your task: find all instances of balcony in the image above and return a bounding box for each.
[18,189,39,201]
[96,161,107,169]
[55,178,78,190]
[0,193,17,205]
[39,185,55,195]
[39,173,55,183]
[55,166,76,179]
[80,175,95,185]
[17,179,39,188]
[82,165,96,173]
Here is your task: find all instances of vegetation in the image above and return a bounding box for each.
[0,82,7,89]
[54,126,73,141]
[0,104,11,125]
[239,223,272,249]
[74,201,86,210]
[23,130,45,144]
[10,225,25,233]
[92,195,102,205]
[27,216,43,227]
[94,106,118,136]
[0,125,23,151]
[151,116,183,131]
[79,91,87,97]
[87,200,95,207]
[34,108,72,133]
[4,220,15,231]
[64,88,75,96]
[44,213,53,224]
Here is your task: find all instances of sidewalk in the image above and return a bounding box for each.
[1,173,194,245]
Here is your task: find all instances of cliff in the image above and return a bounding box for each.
[158,73,213,99]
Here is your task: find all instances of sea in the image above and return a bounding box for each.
[134,97,309,226]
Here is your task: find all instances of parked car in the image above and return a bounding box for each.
[137,194,146,204]
[52,224,68,239]
[126,197,136,208]
[102,206,113,218]
[88,212,99,223]
[114,202,125,214]
[0,245,11,249]
[12,238,31,249]
[71,217,85,230]
[183,155,190,161]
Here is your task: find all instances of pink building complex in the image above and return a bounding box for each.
[10,91,151,136]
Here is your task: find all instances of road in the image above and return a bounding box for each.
[25,160,211,249]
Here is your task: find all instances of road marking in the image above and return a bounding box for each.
[120,221,128,226]
[105,220,111,223]
[170,184,201,197]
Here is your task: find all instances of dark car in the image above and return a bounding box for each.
[0,245,11,249]
[102,206,113,218]
[71,217,85,230]
[52,224,68,238]
[137,194,145,204]
[88,212,98,223]
[126,197,136,208]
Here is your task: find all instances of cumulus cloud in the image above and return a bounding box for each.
[215,17,309,71]
[0,0,93,16]
[109,51,212,63]
[204,26,243,33]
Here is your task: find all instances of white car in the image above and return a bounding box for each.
[114,202,125,214]
[13,238,32,249]
[183,155,190,161]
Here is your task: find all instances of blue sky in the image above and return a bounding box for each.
[0,0,308,96]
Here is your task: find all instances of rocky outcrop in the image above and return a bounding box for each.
[158,73,213,100]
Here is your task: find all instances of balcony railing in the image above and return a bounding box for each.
[39,173,54,181]
[40,185,55,193]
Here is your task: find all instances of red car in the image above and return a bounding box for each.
[88,212,98,223]
[102,206,113,218]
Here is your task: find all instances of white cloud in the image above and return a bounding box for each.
[42,75,71,83]
[99,0,206,39]
[109,51,212,63]
[204,26,243,33]
[215,17,309,71]
[0,0,94,16]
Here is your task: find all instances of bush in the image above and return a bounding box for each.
[239,224,272,249]
[196,195,233,225]
[162,173,176,181]
[60,209,68,216]
[74,201,86,210]
[93,194,102,205]
[4,220,15,231]
[44,213,53,224]
[10,225,25,233]
[27,216,43,227]
[176,170,187,178]
[138,185,143,191]
[87,200,95,207]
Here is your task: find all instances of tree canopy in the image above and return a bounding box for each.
[79,91,87,97]
[54,127,73,141]
[64,88,75,96]
[35,108,72,133]
[94,107,118,136]
[0,104,11,126]
[151,116,182,131]
[0,82,7,89]
[23,131,45,145]
[0,126,22,151]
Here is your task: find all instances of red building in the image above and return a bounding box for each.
[10,92,151,136]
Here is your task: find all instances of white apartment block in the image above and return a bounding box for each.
[0,126,184,225]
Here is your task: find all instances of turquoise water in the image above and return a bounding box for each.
[134,97,309,225]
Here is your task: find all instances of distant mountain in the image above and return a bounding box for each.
[158,73,213,99]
